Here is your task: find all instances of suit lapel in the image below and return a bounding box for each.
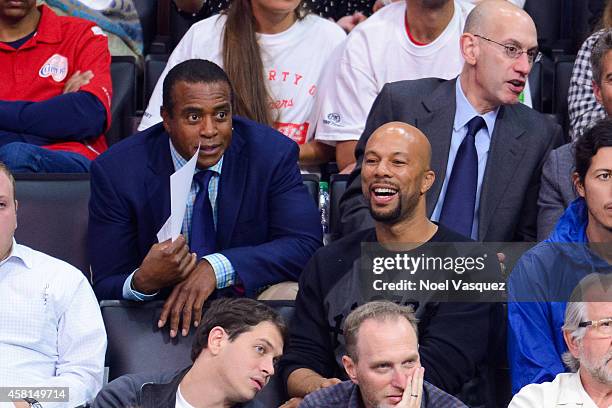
[145,127,174,235]
[416,80,457,216]
[478,105,527,240]
[216,128,247,250]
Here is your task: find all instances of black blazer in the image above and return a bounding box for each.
[339,78,564,242]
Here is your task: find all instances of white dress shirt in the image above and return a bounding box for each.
[509,372,602,408]
[0,240,106,407]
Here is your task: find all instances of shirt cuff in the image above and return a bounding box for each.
[122,270,159,301]
[203,253,236,289]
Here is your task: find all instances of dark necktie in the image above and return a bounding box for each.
[190,170,216,258]
[439,116,486,238]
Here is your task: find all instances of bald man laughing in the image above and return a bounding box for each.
[278,122,501,407]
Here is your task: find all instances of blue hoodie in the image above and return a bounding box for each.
[507,198,611,394]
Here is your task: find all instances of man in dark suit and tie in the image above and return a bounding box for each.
[339,0,564,242]
[88,59,322,336]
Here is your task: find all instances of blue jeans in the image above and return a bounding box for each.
[0,142,91,173]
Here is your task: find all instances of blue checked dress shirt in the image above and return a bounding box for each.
[122,140,235,301]
[430,77,499,240]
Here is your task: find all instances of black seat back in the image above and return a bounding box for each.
[525,0,561,52]
[101,300,194,381]
[553,57,576,141]
[108,56,137,145]
[528,60,543,112]
[144,54,169,104]
[302,174,320,207]
[329,174,350,240]
[14,174,90,276]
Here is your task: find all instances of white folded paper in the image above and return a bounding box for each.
[156,146,199,242]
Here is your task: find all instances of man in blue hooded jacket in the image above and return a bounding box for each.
[508,118,612,394]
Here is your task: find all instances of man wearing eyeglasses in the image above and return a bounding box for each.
[338,0,564,242]
[509,273,612,407]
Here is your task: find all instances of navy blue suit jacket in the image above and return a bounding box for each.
[88,116,322,300]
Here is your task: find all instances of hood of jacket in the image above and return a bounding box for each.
[546,197,588,243]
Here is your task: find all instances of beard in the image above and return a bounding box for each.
[368,190,420,225]
[580,348,612,385]
[370,200,402,223]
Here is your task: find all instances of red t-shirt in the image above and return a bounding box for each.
[0,5,112,160]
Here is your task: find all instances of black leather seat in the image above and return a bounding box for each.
[13,174,90,276]
[525,0,561,52]
[144,54,169,104]
[329,173,350,241]
[100,300,295,406]
[528,60,543,112]
[302,173,320,207]
[101,300,194,381]
[553,56,576,141]
[108,56,138,145]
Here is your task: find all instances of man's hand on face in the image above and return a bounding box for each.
[158,259,217,338]
[133,234,197,294]
[398,367,424,408]
[62,70,94,93]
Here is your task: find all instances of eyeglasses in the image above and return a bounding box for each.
[473,34,541,65]
[579,317,612,337]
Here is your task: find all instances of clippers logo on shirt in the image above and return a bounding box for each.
[275,122,310,145]
[39,54,68,82]
[91,26,107,37]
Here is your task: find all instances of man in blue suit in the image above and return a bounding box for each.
[88,59,322,337]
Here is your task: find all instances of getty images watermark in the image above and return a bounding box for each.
[358,242,527,302]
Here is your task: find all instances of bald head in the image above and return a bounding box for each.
[464,0,534,36]
[366,122,432,170]
[460,0,537,112]
[362,122,435,225]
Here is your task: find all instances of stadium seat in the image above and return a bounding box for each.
[528,60,543,112]
[13,173,90,277]
[302,174,320,207]
[144,54,169,104]
[329,173,350,241]
[108,56,138,145]
[133,0,161,54]
[553,56,576,141]
[525,0,562,53]
[100,299,295,406]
